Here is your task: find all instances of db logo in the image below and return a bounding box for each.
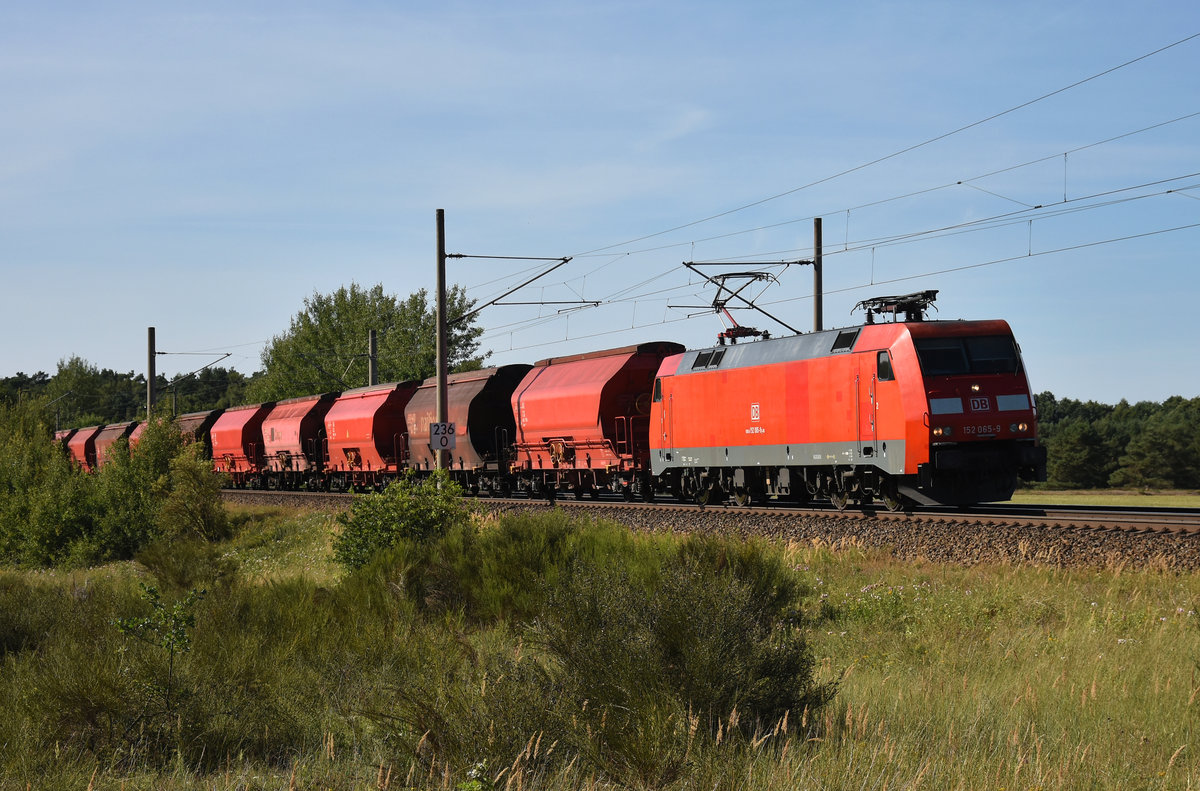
[970,397,991,412]
[750,403,760,422]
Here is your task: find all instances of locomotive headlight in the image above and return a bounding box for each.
[933,426,953,437]
[1009,422,1030,434]
[970,384,981,392]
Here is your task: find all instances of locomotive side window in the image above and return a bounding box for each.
[653,378,663,403]
[709,349,726,367]
[877,351,894,381]
[915,336,1020,376]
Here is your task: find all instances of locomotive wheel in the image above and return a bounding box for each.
[733,487,751,507]
[881,492,906,512]
[696,482,724,507]
[829,491,849,511]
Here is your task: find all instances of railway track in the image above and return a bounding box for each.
[221,489,1200,571]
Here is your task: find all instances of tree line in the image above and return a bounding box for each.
[1034,392,1200,490]
[0,283,485,429]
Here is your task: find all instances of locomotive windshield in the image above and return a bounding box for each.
[914,335,1021,376]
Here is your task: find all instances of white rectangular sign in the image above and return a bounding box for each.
[430,422,456,450]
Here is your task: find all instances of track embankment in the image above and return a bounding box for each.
[223,490,1200,572]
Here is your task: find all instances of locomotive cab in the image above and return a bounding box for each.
[905,323,1047,505]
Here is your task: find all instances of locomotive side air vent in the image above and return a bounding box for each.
[691,349,727,369]
[831,329,859,353]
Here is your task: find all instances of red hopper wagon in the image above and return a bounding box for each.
[510,342,684,499]
[211,403,275,486]
[405,365,532,493]
[260,394,339,488]
[324,381,421,491]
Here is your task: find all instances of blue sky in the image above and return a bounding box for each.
[1,1,1197,404]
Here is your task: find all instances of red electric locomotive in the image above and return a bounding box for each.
[649,291,1046,509]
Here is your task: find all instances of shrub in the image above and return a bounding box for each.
[332,470,468,570]
[364,521,835,787]
[0,410,228,568]
[0,401,93,567]
[135,536,236,593]
[155,442,229,541]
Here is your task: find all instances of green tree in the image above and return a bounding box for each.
[163,366,253,414]
[1109,397,1200,489]
[44,355,147,426]
[249,283,487,402]
[0,371,51,406]
[1045,420,1110,488]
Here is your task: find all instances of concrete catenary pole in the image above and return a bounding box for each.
[147,326,156,418]
[813,217,823,332]
[368,329,378,386]
[435,209,448,471]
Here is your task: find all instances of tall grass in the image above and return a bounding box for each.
[0,509,1197,790]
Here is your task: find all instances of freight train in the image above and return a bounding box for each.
[57,291,1047,510]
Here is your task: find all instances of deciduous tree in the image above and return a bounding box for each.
[250,283,486,402]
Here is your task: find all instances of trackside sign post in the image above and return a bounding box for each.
[431,422,456,451]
